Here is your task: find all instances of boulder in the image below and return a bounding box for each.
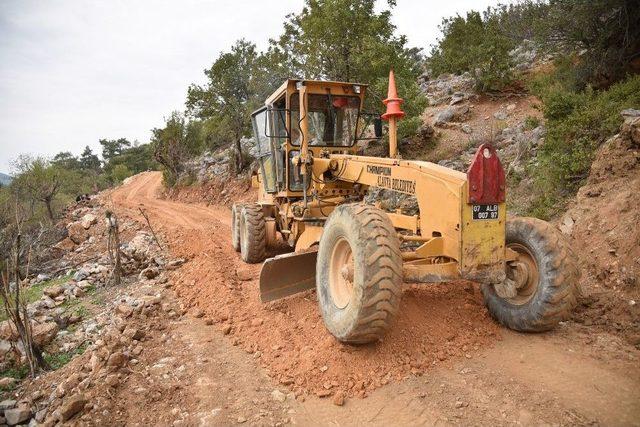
[80,213,97,229]
[139,267,159,281]
[107,352,127,369]
[53,238,76,251]
[44,285,64,298]
[434,108,455,126]
[0,377,16,388]
[621,113,640,147]
[4,407,30,425]
[58,394,86,422]
[115,304,134,318]
[493,111,508,121]
[73,268,89,282]
[33,322,59,346]
[67,222,88,244]
[36,273,50,283]
[122,327,144,341]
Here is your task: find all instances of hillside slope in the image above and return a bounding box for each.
[561,112,640,345]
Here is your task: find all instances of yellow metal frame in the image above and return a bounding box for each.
[255,79,507,285]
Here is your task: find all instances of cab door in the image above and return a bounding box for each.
[251,107,286,193]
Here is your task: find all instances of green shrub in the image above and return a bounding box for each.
[429,11,515,92]
[524,115,540,130]
[110,164,132,184]
[528,74,640,218]
[397,116,422,141]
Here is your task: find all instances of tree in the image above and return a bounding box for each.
[51,151,81,170]
[534,0,640,88]
[79,146,101,172]
[151,112,201,186]
[10,156,65,221]
[186,39,267,173]
[99,138,132,163]
[428,10,515,91]
[271,0,426,116]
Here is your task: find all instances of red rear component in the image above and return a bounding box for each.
[466,143,506,204]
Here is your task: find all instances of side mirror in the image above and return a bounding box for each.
[374,117,383,138]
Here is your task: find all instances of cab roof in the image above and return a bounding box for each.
[265,79,368,106]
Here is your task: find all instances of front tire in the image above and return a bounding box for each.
[481,217,580,332]
[239,204,266,263]
[231,203,245,252]
[316,204,402,344]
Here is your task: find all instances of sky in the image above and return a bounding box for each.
[0,0,504,173]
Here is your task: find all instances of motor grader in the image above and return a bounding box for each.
[231,72,579,344]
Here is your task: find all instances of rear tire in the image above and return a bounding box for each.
[481,217,580,332]
[240,204,266,263]
[316,204,402,344]
[231,203,244,252]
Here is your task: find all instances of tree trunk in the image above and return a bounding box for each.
[235,137,244,174]
[44,198,54,221]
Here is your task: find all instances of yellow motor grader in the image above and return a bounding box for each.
[231,72,579,344]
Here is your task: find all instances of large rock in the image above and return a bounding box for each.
[80,213,97,229]
[107,352,127,369]
[434,108,455,126]
[32,322,59,346]
[53,237,76,251]
[419,71,475,106]
[43,285,64,298]
[4,407,30,425]
[0,321,18,341]
[67,222,88,244]
[621,111,640,147]
[58,394,86,422]
[433,105,470,127]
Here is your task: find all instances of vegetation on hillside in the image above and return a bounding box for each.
[427,0,639,217]
[429,0,639,91]
[528,72,640,218]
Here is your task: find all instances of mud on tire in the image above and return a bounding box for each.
[316,204,402,344]
[481,217,581,332]
[239,204,266,263]
[231,203,245,252]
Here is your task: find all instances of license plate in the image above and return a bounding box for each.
[472,204,499,220]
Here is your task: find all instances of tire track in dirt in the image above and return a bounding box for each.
[110,171,501,400]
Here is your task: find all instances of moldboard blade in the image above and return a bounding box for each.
[259,250,317,303]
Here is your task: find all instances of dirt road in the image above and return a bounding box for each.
[110,171,640,426]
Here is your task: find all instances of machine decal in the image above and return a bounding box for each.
[376,176,416,194]
[366,165,392,176]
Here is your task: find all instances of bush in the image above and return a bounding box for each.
[429,11,515,92]
[397,116,422,141]
[524,115,540,130]
[528,74,640,218]
[110,164,132,184]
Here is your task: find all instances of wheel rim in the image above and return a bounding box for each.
[329,237,354,309]
[505,243,539,305]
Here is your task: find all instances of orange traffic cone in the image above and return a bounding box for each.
[382,70,405,120]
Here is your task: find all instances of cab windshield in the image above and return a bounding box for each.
[290,93,360,147]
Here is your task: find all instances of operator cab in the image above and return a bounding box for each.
[250,79,380,197]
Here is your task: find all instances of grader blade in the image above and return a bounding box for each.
[259,251,317,302]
